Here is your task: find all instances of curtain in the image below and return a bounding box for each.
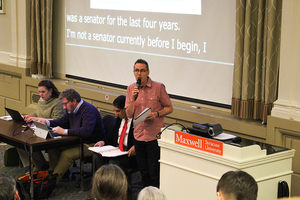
[231,0,282,123]
[30,0,53,77]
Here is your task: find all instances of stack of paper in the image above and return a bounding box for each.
[0,115,12,121]
[133,108,151,127]
[88,145,128,157]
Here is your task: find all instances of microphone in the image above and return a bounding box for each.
[134,78,141,100]
[156,131,163,138]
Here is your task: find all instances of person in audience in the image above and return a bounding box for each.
[39,88,106,184]
[93,95,136,172]
[216,170,258,200]
[17,80,64,171]
[125,59,173,187]
[0,173,20,200]
[137,186,167,200]
[91,164,128,200]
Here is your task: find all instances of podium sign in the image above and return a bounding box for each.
[174,130,223,156]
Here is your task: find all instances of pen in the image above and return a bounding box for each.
[191,106,201,109]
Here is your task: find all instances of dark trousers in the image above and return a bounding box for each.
[135,139,160,188]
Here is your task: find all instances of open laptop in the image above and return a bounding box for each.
[33,120,60,139]
[5,107,26,124]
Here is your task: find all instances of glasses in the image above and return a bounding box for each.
[62,101,70,106]
[134,69,148,73]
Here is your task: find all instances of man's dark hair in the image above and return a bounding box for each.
[217,171,258,200]
[134,59,149,70]
[113,95,126,109]
[0,173,17,200]
[59,88,81,103]
[38,80,60,98]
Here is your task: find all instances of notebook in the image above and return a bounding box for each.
[33,120,60,139]
[5,107,26,124]
[133,107,151,127]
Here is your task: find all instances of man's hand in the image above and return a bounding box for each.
[132,86,139,101]
[52,126,65,135]
[128,146,136,157]
[146,112,158,120]
[94,141,105,147]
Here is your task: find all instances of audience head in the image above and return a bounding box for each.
[137,186,167,200]
[217,171,258,200]
[92,164,128,200]
[113,95,127,119]
[38,80,60,100]
[0,173,20,200]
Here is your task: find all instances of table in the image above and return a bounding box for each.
[0,119,83,199]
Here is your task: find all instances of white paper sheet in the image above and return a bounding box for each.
[88,145,128,157]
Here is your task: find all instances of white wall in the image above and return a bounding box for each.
[272,0,300,121]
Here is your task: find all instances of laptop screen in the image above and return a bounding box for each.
[5,108,26,124]
[33,120,61,138]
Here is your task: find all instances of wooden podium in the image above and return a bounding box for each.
[158,129,295,200]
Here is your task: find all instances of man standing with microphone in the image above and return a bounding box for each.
[125,59,173,188]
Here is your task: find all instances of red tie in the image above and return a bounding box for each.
[119,118,128,152]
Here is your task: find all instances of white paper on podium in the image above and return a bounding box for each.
[133,108,151,127]
[213,132,236,140]
[88,145,128,157]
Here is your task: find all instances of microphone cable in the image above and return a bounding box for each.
[24,127,48,163]
[12,123,28,137]
[156,122,188,138]
[22,134,51,199]
[23,134,47,163]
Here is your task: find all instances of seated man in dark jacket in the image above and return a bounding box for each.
[40,89,106,184]
[93,95,136,171]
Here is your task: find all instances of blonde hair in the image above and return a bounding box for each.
[92,164,128,200]
[137,186,167,200]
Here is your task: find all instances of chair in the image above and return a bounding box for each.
[101,115,141,187]
[72,114,141,189]
[101,115,140,186]
[71,156,94,188]
[71,114,116,188]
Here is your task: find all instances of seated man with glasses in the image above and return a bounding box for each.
[125,59,173,188]
[39,89,106,185]
[92,95,136,172]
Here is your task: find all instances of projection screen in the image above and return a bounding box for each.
[65,0,235,107]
